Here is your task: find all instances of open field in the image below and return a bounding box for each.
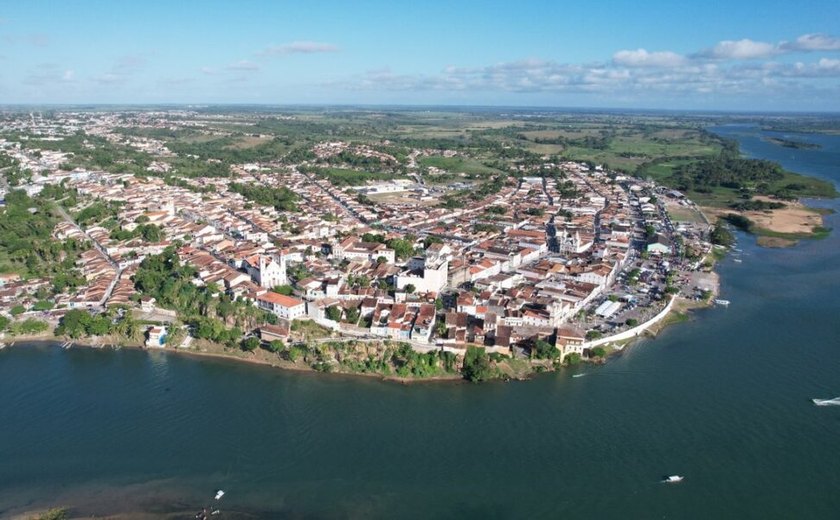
[665,201,707,224]
[419,155,503,176]
[702,200,827,239]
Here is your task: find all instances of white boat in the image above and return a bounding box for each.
[214,490,225,500]
[812,397,840,406]
[662,475,684,483]
[572,373,586,378]
[733,258,742,263]
[714,299,730,306]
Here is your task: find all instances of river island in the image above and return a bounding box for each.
[0,109,836,382]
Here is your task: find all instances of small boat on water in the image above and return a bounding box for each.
[812,397,840,406]
[733,258,742,263]
[714,299,730,306]
[572,373,586,378]
[662,475,684,483]
[214,490,225,500]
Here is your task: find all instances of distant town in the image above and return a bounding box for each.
[0,108,770,380]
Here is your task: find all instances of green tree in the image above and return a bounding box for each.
[9,318,49,335]
[710,223,735,246]
[55,309,92,338]
[404,284,416,294]
[266,339,285,353]
[87,316,111,336]
[241,336,260,351]
[532,339,559,360]
[288,345,305,362]
[273,284,294,296]
[10,305,26,316]
[462,346,493,382]
[565,352,582,365]
[386,238,415,260]
[325,306,342,321]
[591,346,607,358]
[31,300,54,311]
[344,307,360,324]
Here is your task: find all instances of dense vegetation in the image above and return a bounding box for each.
[710,223,736,247]
[673,156,784,193]
[0,190,87,292]
[462,345,494,382]
[131,248,276,346]
[55,307,141,340]
[730,199,786,211]
[229,182,299,211]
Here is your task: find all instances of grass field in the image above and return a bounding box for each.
[318,168,404,187]
[419,155,504,176]
[666,203,707,224]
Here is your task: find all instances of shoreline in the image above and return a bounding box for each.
[5,294,719,383]
[4,334,467,385]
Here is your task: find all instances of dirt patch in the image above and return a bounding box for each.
[665,200,706,223]
[756,236,798,248]
[701,199,824,235]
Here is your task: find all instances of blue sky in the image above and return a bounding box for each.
[2,0,840,110]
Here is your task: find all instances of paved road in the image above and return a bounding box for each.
[54,202,124,308]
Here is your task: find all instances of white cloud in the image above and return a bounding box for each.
[612,49,686,68]
[257,41,339,56]
[818,58,840,69]
[781,33,840,52]
[700,39,778,60]
[199,66,217,75]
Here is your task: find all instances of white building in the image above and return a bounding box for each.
[396,244,450,294]
[334,237,396,264]
[257,292,306,320]
[244,254,287,288]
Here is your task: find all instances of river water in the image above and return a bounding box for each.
[1,125,839,519]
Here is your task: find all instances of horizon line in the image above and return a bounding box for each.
[1,102,839,116]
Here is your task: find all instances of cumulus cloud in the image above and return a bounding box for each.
[613,49,686,68]
[818,58,840,69]
[781,33,840,52]
[257,41,338,56]
[698,38,778,60]
[696,33,840,60]
[310,31,840,103]
[334,47,840,101]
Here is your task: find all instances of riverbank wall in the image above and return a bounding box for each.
[581,296,676,351]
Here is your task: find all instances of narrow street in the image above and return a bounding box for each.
[54,202,124,308]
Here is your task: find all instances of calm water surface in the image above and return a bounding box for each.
[1,125,839,519]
